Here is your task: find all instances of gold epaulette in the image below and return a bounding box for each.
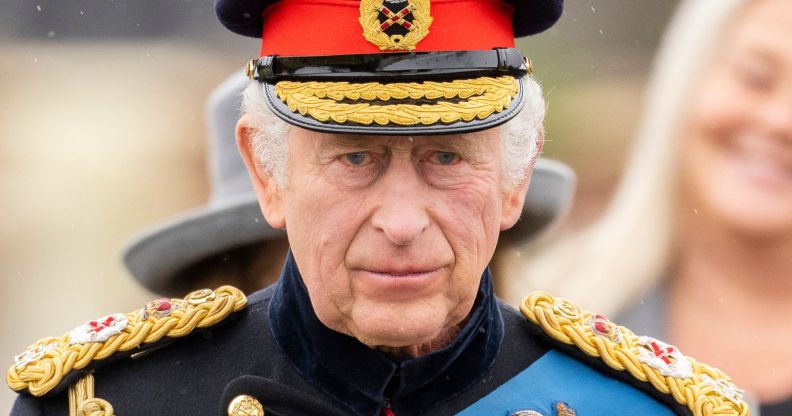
[7,286,247,398]
[520,292,750,416]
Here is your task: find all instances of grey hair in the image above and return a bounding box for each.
[241,77,545,190]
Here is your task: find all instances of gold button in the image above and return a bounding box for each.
[228,395,265,416]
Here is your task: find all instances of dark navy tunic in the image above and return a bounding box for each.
[11,253,679,415]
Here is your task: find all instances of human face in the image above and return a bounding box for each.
[249,127,527,349]
[680,0,792,237]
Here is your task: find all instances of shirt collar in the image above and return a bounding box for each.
[269,251,504,416]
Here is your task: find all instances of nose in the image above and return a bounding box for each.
[369,160,430,246]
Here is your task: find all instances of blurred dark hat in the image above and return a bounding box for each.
[214,0,563,135]
[122,71,574,295]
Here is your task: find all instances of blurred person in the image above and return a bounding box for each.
[7,0,747,415]
[506,0,792,413]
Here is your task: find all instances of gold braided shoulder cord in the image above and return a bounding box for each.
[520,292,750,416]
[7,286,247,398]
[274,76,519,126]
[68,373,113,416]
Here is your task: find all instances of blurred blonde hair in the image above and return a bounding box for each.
[504,0,749,314]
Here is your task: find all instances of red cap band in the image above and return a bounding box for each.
[260,0,515,57]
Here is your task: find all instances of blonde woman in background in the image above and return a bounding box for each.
[502,0,792,413]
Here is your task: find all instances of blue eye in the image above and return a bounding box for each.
[344,152,370,166]
[433,151,459,165]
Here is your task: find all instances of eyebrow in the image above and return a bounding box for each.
[317,132,483,148]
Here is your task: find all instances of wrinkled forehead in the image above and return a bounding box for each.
[291,127,501,151]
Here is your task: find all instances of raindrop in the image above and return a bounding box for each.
[145,52,151,57]
[80,10,84,16]
[47,30,55,38]
[599,29,603,35]
[33,58,38,63]
[36,5,42,12]
[590,6,596,12]
[693,208,699,214]
[242,12,251,18]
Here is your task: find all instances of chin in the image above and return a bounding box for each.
[716,203,792,239]
[349,303,451,348]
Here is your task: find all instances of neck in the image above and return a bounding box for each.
[668,216,792,401]
[674,216,792,303]
[374,317,469,359]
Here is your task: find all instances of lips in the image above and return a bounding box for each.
[729,131,792,188]
[359,266,445,277]
[349,265,448,298]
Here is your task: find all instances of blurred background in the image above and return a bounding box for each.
[0,0,678,411]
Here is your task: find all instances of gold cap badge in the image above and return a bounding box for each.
[359,0,433,50]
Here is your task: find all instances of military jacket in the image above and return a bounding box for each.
[8,254,748,415]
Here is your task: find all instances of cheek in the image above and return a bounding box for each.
[434,176,503,263]
[284,173,369,307]
[681,75,748,186]
[686,66,760,145]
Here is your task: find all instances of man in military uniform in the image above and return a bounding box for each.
[7,0,750,415]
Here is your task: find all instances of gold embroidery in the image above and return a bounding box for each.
[274,76,519,126]
[359,0,432,51]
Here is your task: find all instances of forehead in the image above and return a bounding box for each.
[727,0,792,62]
[291,127,501,151]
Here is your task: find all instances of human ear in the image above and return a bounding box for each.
[500,172,532,231]
[236,114,286,229]
[500,129,544,231]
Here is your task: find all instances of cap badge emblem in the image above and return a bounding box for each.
[359,0,433,50]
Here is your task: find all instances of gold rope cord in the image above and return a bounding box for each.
[68,373,114,416]
[7,286,247,397]
[274,76,519,126]
[520,292,750,416]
